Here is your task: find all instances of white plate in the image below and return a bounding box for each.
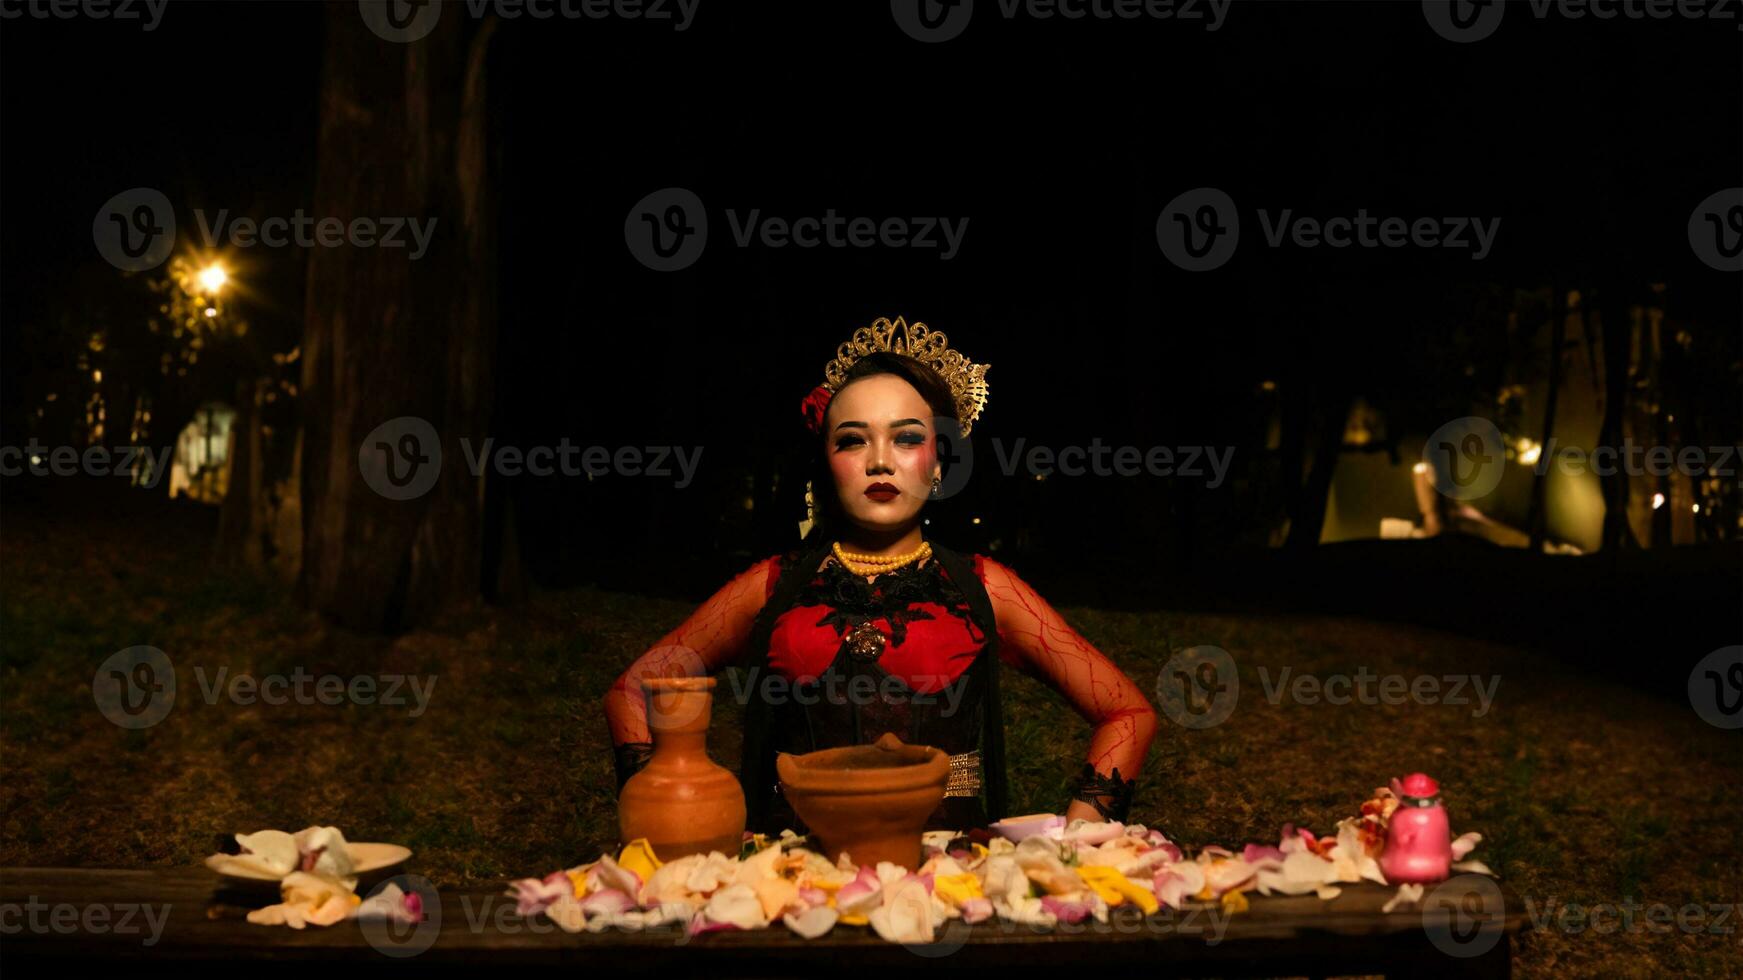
[205,842,412,884]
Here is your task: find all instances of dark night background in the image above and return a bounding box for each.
[2,3,1742,975]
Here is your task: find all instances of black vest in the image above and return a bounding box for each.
[735,540,1010,831]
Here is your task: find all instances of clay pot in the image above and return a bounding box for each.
[776,732,948,870]
[617,677,746,860]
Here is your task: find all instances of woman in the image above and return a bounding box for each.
[603,317,1158,832]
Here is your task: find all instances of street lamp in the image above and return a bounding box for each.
[197,263,228,294]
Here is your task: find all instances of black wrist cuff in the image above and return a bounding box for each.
[1071,763,1136,823]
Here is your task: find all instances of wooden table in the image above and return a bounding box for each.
[0,866,1525,978]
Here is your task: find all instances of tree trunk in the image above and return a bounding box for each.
[1527,288,1565,554]
[298,8,499,630]
[1595,290,1637,554]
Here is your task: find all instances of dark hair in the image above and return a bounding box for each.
[802,352,958,541]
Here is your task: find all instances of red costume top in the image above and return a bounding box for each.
[605,549,1158,827]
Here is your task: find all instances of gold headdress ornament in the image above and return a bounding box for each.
[817,316,991,436]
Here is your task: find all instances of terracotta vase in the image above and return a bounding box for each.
[776,732,948,870]
[617,677,745,860]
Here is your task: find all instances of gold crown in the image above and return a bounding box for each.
[821,317,990,436]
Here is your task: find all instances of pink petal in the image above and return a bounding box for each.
[1040,896,1094,923]
[580,888,635,916]
[960,897,994,923]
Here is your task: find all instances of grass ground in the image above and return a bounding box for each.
[2,493,1738,977]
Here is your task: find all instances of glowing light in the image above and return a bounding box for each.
[971,517,982,525]
[1693,503,1701,514]
[1515,438,1541,465]
[93,369,103,383]
[197,264,228,293]
[1412,462,1429,475]
[1652,493,1665,510]
[204,307,218,318]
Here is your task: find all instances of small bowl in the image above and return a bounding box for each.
[205,842,413,895]
[990,813,1066,843]
[776,732,947,870]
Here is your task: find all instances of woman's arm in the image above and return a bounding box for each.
[602,556,778,787]
[978,556,1158,823]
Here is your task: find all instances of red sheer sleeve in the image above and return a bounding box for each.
[603,556,780,750]
[976,555,1158,817]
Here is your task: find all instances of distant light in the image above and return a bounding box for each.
[923,518,930,525]
[93,369,103,383]
[1693,503,1701,514]
[971,517,982,525]
[1516,438,1541,465]
[197,264,228,293]
[30,455,42,466]
[204,307,218,318]
[1652,493,1665,510]
[1412,462,1429,475]
[1260,380,1277,392]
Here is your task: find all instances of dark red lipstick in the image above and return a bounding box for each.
[864,482,899,502]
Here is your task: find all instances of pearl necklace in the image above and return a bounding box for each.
[832,540,932,578]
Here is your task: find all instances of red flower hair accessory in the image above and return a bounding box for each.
[800,384,834,434]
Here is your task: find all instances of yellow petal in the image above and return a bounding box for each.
[839,912,868,926]
[931,873,985,906]
[617,838,664,882]
[1221,889,1250,915]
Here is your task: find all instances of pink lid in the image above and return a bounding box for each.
[1399,772,1439,797]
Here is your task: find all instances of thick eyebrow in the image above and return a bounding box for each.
[831,418,927,433]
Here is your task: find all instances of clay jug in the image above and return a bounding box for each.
[617,676,746,860]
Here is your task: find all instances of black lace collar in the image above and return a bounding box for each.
[795,556,978,647]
